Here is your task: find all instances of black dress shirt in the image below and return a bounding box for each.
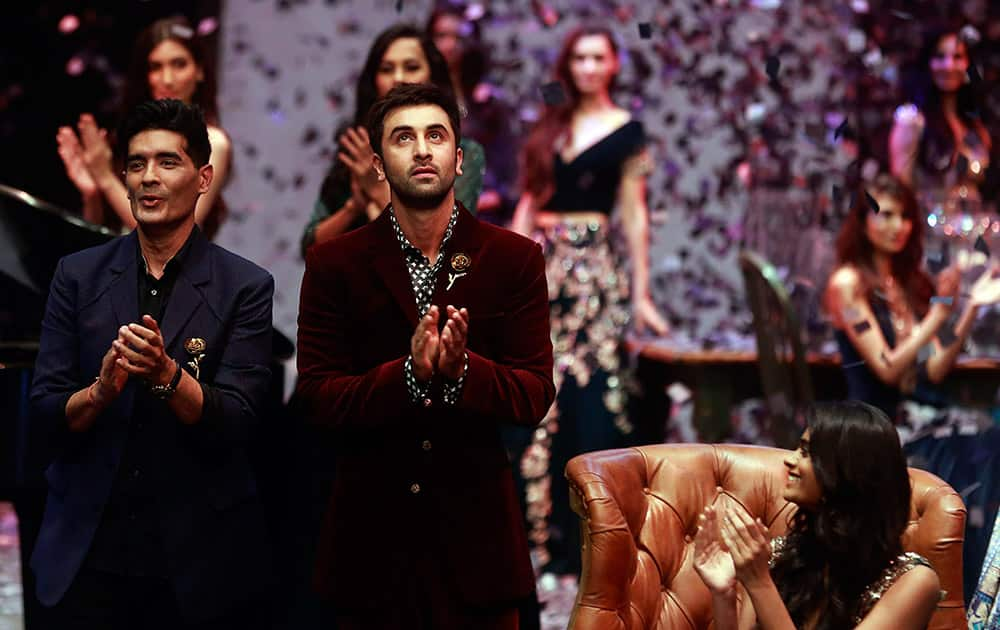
[85,227,221,577]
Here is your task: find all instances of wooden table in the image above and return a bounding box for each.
[629,339,1000,444]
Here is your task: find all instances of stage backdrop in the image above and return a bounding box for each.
[216,0,853,362]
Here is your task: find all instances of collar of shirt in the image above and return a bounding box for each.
[388,204,459,265]
[136,225,199,283]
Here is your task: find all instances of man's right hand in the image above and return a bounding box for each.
[92,345,128,408]
[410,306,441,383]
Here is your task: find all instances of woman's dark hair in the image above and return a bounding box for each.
[318,24,453,213]
[425,6,487,94]
[771,401,911,628]
[366,83,462,157]
[122,16,218,125]
[834,173,934,316]
[117,99,211,168]
[519,26,619,203]
[906,27,989,175]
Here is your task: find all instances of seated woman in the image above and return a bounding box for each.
[823,174,1000,428]
[301,24,484,256]
[57,16,231,238]
[694,401,941,629]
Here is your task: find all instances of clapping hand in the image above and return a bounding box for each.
[438,305,468,381]
[410,306,441,383]
[969,262,1000,308]
[337,126,390,211]
[693,504,737,595]
[113,315,175,386]
[718,506,772,588]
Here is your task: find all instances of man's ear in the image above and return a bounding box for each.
[373,153,386,181]
[198,163,214,194]
[454,146,463,176]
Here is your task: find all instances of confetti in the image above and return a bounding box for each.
[638,22,653,39]
[834,118,850,141]
[880,350,892,366]
[974,235,991,258]
[852,320,871,334]
[967,64,982,85]
[864,190,879,214]
[765,55,780,83]
[917,344,933,363]
[930,296,954,305]
[842,359,866,369]
[889,10,913,20]
[540,81,567,106]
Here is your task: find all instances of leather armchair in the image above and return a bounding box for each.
[566,444,966,629]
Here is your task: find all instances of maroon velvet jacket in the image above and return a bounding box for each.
[295,205,555,609]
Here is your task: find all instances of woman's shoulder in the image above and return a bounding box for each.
[827,265,863,295]
[857,553,940,623]
[206,125,232,159]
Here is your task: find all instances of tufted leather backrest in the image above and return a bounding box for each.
[566,444,966,629]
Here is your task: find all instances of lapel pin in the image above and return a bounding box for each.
[184,337,207,380]
[447,252,471,291]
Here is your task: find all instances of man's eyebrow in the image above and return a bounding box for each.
[126,151,184,162]
[388,123,450,136]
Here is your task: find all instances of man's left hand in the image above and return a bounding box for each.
[113,314,174,385]
[438,305,469,381]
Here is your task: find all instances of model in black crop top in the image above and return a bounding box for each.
[509,26,670,578]
[544,120,646,214]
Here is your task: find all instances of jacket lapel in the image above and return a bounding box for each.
[108,232,140,329]
[160,229,210,352]
[370,211,420,328]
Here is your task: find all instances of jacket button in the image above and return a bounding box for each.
[422,440,432,451]
[410,483,421,494]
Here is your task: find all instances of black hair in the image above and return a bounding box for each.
[367,83,462,157]
[117,99,212,167]
[317,24,453,215]
[771,401,912,628]
[122,16,218,125]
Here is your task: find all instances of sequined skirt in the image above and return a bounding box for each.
[520,220,633,570]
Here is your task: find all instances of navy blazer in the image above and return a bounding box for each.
[29,228,275,623]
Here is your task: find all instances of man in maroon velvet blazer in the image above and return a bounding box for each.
[295,84,554,629]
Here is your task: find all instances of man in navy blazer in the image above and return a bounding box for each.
[29,99,274,629]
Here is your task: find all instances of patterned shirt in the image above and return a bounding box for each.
[390,206,468,406]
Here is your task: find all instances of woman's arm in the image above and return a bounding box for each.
[855,565,939,629]
[510,191,537,236]
[825,267,950,386]
[619,149,669,335]
[926,262,1000,382]
[721,508,796,630]
[888,105,924,188]
[195,126,232,227]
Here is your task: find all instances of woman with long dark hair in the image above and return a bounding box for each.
[300,24,484,255]
[426,6,519,223]
[890,28,994,207]
[823,174,1000,424]
[510,26,668,576]
[56,16,230,238]
[694,401,941,628]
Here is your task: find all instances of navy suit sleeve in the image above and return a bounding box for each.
[29,258,82,443]
[185,271,274,446]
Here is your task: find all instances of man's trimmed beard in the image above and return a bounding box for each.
[385,165,456,210]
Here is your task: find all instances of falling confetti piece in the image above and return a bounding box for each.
[852,320,871,334]
[930,296,954,305]
[880,350,892,366]
[834,118,850,141]
[842,359,866,369]
[765,55,780,82]
[865,190,879,214]
[638,23,652,39]
[974,235,991,258]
